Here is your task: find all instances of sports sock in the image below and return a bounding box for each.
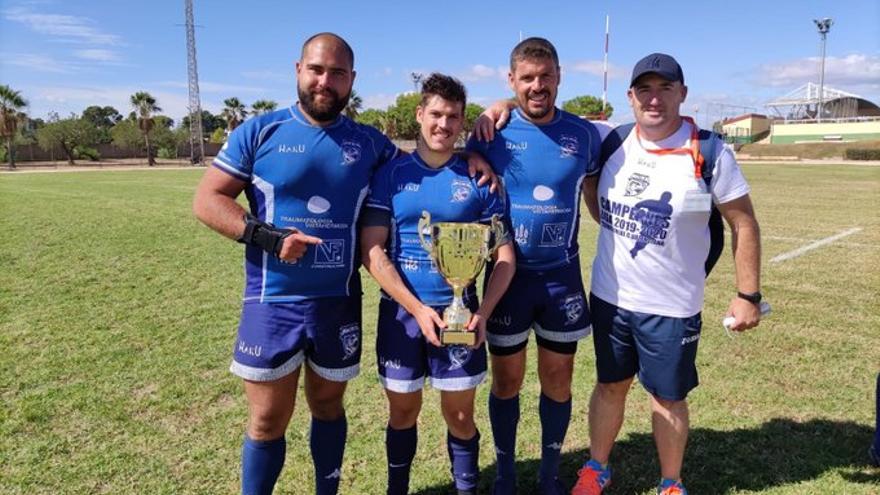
[447,430,480,492]
[241,434,286,495]
[386,424,417,495]
[310,415,347,495]
[488,393,519,493]
[538,393,571,483]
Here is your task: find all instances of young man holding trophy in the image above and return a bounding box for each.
[467,37,602,494]
[360,73,516,495]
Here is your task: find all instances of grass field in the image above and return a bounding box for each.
[1,163,879,494]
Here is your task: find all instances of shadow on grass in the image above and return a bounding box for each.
[411,418,877,494]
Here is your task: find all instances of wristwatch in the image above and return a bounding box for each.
[737,291,762,304]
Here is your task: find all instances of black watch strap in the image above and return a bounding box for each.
[737,291,762,304]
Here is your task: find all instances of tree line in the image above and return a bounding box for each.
[0,84,612,168]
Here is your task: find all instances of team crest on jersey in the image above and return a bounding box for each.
[563,294,584,324]
[559,134,579,158]
[341,140,362,165]
[339,323,360,360]
[448,345,472,370]
[451,179,471,202]
[624,173,651,197]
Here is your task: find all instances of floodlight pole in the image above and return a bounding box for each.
[813,18,832,123]
[410,72,423,94]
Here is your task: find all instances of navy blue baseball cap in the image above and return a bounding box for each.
[630,53,684,86]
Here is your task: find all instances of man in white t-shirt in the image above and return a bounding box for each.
[571,53,763,495]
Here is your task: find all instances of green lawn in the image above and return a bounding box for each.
[1,164,878,494]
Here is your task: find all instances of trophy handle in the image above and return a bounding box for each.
[486,214,507,259]
[418,210,433,253]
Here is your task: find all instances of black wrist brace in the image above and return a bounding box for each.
[238,213,292,257]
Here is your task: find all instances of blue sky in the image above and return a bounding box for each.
[1,0,878,126]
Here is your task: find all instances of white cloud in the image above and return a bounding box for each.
[28,86,191,121]
[73,49,121,62]
[754,53,880,92]
[457,64,507,83]
[0,52,77,73]
[567,60,627,79]
[3,7,123,45]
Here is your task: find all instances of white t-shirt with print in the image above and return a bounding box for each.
[590,119,750,317]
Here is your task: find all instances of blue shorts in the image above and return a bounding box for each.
[484,262,590,354]
[590,293,702,401]
[376,296,487,393]
[230,294,362,382]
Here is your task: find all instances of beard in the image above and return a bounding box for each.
[298,84,350,122]
[519,90,554,121]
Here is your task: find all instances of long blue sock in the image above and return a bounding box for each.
[874,372,880,450]
[241,434,286,495]
[310,415,347,495]
[538,393,571,483]
[447,430,480,493]
[489,393,519,494]
[386,425,417,495]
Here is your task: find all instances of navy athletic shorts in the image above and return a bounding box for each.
[590,293,701,401]
[230,294,362,382]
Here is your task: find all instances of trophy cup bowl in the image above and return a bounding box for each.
[418,211,505,345]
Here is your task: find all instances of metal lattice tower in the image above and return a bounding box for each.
[185,0,205,165]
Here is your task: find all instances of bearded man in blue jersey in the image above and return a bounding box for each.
[361,73,516,495]
[467,37,602,495]
[193,33,496,495]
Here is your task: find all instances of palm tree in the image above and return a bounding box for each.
[251,99,278,116]
[221,97,248,131]
[0,85,28,169]
[130,91,161,166]
[344,90,362,120]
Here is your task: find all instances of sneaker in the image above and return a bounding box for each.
[657,478,688,495]
[571,459,611,495]
[870,445,880,467]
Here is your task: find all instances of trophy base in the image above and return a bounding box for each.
[440,330,476,346]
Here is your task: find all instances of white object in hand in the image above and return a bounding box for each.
[722,301,772,331]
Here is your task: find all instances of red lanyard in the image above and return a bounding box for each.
[635,116,704,179]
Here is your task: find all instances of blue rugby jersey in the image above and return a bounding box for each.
[213,105,398,302]
[467,108,601,270]
[364,152,506,305]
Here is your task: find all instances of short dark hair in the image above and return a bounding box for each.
[301,32,354,69]
[420,73,467,109]
[509,37,559,71]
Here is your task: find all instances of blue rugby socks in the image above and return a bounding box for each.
[874,372,880,452]
[489,393,519,493]
[386,424,417,495]
[447,430,480,494]
[538,393,571,484]
[241,434,286,495]
[310,415,347,495]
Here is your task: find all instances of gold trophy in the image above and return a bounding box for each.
[417,211,505,345]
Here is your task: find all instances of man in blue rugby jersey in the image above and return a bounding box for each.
[193,33,497,495]
[467,37,602,495]
[360,73,516,495]
[193,33,392,495]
